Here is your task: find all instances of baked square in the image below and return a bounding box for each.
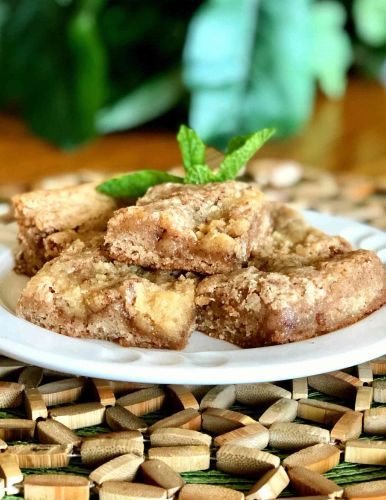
[16,238,196,350]
[196,250,386,348]
[13,182,118,276]
[104,181,267,274]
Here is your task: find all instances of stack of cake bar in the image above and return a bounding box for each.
[14,180,386,350]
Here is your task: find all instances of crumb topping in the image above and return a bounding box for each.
[105,181,267,274]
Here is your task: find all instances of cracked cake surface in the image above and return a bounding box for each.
[12,182,118,276]
[104,181,268,274]
[16,238,197,350]
[250,202,352,271]
[196,250,386,348]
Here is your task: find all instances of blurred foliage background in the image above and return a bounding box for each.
[0,0,385,149]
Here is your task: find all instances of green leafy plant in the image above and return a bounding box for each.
[0,0,196,148]
[0,0,382,148]
[97,125,274,198]
[176,125,215,183]
[0,0,107,148]
[311,1,352,98]
[96,69,184,134]
[183,0,354,147]
[353,0,386,47]
[352,0,386,80]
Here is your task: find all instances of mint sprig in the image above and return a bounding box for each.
[177,125,217,183]
[216,128,276,181]
[97,125,275,198]
[96,170,184,198]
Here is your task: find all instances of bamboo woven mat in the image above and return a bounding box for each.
[0,361,385,498]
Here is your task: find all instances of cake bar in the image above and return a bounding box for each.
[104,181,268,274]
[16,238,196,350]
[13,182,118,276]
[196,250,386,348]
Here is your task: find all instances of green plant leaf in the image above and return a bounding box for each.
[226,135,251,155]
[97,170,184,198]
[98,124,274,197]
[68,0,107,142]
[177,124,206,169]
[353,0,386,47]
[177,124,216,183]
[98,1,197,120]
[183,0,315,147]
[0,2,9,32]
[311,1,352,99]
[184,164,217,184]
[217,128,275,181]
[97,69,184,133]
[0,0,107,148]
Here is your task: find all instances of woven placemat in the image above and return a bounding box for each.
[0,363,386,498]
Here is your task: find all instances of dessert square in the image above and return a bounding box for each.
[16,238,196,350]
[105,181,267,274]
[13,182,118,276]
[196,250,386,347]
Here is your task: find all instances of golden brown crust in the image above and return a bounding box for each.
[104,181,267,275]
[196,250,386,347]
[14,179,386,351]
[12,182,118,276]
[250,202,352,271]
[16,239,196,350]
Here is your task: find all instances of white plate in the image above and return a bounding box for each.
[0,212,385,384]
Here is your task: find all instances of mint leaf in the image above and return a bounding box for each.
[226,134,252,154]
[216,128,275,181]
[177,124,207,182]
[96,170,184,198]
[185,164,217,184]
[97,126,275,198]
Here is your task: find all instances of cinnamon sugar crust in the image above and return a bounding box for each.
[251,202,352,271]
[196,250,386,348]
[13,182,118,276]
[104,181,268,274]
[16,239,196,350]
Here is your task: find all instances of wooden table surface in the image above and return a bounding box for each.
[0,78,385,185]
